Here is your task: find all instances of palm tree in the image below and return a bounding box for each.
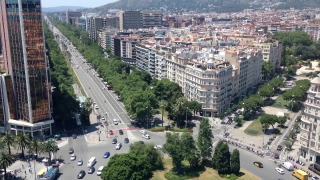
[41,141,57,163]
[15,132,31,158]
[1,133,14,155]
[0,152,14,180]
[30,139,41,155]
[174,97,187,128]
[159,100,168,127]
[52,145,59,160]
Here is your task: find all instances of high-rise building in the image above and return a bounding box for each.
[142,11,162,28]
[119,11,143,31]
[65,10,82,24]
[0,0,53,136]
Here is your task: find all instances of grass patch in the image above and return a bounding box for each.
[244,117,263,136]
[151,158,259,180]
[272,95,289,108]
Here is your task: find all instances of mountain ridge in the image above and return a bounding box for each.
[42,6,87,12]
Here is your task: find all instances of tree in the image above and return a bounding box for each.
[101,153,152,180]
[1,133,14,155]
[30,139,41,155]
[159,100,168,127]
[129,143,163,171]
[258,85,274,98]
[262,61,274,80]
[215,142,230,175]
[41,141,57,163]
[0,152,14,180]
[260,114,279,129]
[212,140,224,169]
[230,149,240,175]
[181,132,200,167]
[163,133,184,171]
[188,100,202,118]
[197,118,213,160]
[234,116,242,126]
[15,132,30,158]
[284,140,292,150]
[277,117,287,128]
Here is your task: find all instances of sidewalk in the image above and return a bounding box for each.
[7,160,46,180]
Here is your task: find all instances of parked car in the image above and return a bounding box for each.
[77,159,83,166]
[154,145,162,149]
[116,143,122,150]
[69,147,74,154]
[124,138,129,144]
[88,166,95,174]
[112,138,117,144]
[119,129,123,135]
[109,130,113,135]
[70,154,76,161]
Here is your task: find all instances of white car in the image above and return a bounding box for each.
[70,154,76,161]
[95,105,99,109]
[101,116,105,120]
[312,177,320,180]
[154,145,162,149]
[142,134,150,139]
[93,101,96,104]
[275,167,284,174]
[116,143,122,150]
[77,159,83,166]
[139,130,146,134]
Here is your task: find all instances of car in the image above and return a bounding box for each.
[140,130,146,134]
[109,130,114,135]
[119,129,123,135]
[112,138,117,144]
[312,177,320,180]
[274,153,280,159]
[93,101,96,104]
[142,134,150,139]
[88,166,95,174]
[116,142,122,150]
[154,145,163,149]
[72,134,77,139]
[101,116,105,120]
[103,151,110,158]
[275,167,284,174]
[253,162,263,168]
[77,159,83,166]
[277,145,283,151]
[77,170,85,179]
[69,147,74,154]
[124,138,129,144]
[95,105,99,109]
[97,166,104,176]
[70,154,76,161]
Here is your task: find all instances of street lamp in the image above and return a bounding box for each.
[97,129,101,141]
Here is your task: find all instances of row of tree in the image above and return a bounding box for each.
[0,132,59,180]
[260,114,287,130]
[44,23,80,129]
[51,19,202,127]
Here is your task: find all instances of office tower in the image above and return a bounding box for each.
[143,11,162,28]
[0,0,53,136]
[119,11,143,31]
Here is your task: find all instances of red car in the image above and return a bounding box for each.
[109,130,113,135]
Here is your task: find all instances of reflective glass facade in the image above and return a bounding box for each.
[0,0,51,123]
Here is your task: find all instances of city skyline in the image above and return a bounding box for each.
[42,0,117,8]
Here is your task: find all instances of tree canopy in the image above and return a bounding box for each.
[44,23,80,129]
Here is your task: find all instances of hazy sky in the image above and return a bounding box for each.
[42,0,117,8]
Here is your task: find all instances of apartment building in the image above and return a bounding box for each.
[304,25,320,42]
[120,35,141,66]
[253,40,282,72]
[300,77,320,164]
[65,10,82,25]
[226,48,263,98]
[155,52,167,79]
[87,17,105,42]
[136,45,156,77]
[184,54,233,117]
[76,17,87,31]
[98,28,118,50]
[143,11,162,28]
[119,11,143,31]
[105,16,120,29]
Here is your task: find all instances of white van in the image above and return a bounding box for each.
[87,157,96,167]
[97,166,104,176]
[113,119,118,125]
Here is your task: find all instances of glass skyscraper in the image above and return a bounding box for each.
[0,0,53,136]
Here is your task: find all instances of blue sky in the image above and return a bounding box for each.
[41,0,117,8]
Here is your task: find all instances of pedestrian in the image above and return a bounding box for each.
[25,170,26,174]
[22,164,24,169]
